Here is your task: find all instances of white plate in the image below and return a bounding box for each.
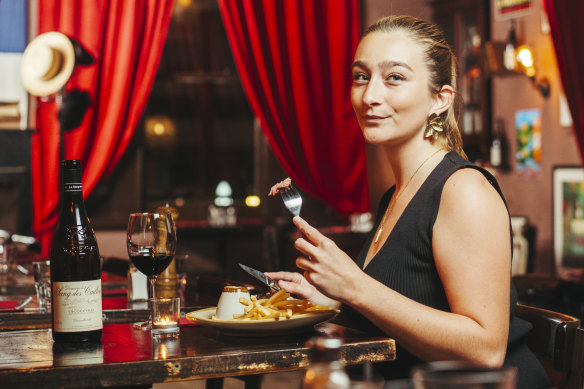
[185,307,339,336]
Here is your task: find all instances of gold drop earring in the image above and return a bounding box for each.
[424,113,444,140]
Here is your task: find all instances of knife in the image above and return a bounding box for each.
[238,263,281,292]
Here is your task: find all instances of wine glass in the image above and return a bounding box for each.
[127,212,177,330]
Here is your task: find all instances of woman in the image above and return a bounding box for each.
[267,15,550,388]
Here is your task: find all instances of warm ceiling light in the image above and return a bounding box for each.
[177,0,192,8]
[153,122,166,136]
[144,116,177,149]
[245,195,260,207]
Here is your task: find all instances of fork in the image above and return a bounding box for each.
[280,185,302,217]
[15,296,33,310]
[0,296,33,312]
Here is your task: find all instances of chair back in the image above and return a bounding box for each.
[515,304,582,388]
[570,326,584,389]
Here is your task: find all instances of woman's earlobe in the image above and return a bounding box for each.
[433,85,454,114]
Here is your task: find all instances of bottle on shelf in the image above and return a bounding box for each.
[50,160,102,343]
[490,118,510,171]
[504,19,517,71]
[302,336,350,389]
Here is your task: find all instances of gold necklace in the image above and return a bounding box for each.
[373,149,443,244]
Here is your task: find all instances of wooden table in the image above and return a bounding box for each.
[0,317,396,388]
[1,271,395,388]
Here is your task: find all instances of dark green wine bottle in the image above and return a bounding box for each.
[50,160,102,343]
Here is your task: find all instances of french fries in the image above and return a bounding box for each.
[227,289,331,320]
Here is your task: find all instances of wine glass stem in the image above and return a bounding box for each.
[149,276,157,300]
[146,276,157,328]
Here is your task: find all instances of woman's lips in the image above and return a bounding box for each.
[362,115,388,124]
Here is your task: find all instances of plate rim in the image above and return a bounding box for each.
[185,306,339,324]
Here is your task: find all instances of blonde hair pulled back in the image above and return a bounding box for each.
[363,15,467,159]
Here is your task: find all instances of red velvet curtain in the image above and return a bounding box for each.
[217,0,369,216]
[33,0,174,255]
[543,0,584,162]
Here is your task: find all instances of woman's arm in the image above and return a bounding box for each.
[292,168,511,368]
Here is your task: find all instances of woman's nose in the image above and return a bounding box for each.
[362,79,382,106]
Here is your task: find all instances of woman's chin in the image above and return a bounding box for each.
[362,131,389,145]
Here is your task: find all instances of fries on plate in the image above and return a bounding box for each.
[216,289,331,321]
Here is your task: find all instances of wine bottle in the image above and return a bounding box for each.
[490,134,502,168]
[504,20,517,71]
[50,160,103,343]
[490,119,510,171]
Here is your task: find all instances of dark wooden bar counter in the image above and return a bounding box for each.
[0,319,396,388]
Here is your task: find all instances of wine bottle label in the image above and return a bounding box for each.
[63,183,83,192]
[53,280,103,332]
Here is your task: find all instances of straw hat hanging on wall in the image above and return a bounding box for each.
[20,31,92,97]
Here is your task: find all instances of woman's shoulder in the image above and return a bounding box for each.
[447,165,492,186]
[440,151,504,202]
[441,166,508,217]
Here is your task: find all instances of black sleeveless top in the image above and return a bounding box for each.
[341,151,550,388]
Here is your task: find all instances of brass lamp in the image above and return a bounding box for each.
[515,44,550,98]
[486,20,551,98]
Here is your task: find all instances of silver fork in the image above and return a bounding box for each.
[280,185,302,216]
[15,296,33,310]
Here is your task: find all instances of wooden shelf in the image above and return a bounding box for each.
[431,0,492,162]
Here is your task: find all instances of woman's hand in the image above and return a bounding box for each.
[291,216,366,305]
[264,271,340,308]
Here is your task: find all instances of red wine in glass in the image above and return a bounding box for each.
[129,252,174,278]
[127,212,176,330]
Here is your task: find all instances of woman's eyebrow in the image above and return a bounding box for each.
[351,59,413,72]
[379,60,413,72]
[351,60,368,70]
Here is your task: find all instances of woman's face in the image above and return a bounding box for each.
[351,30,438,146]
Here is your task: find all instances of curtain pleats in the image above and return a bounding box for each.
[218,0,369,216]
[33,0,174,255]
[543,0,584,163]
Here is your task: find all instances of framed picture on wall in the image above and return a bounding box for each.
[493,0,533,20]
[553,166,584,280]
